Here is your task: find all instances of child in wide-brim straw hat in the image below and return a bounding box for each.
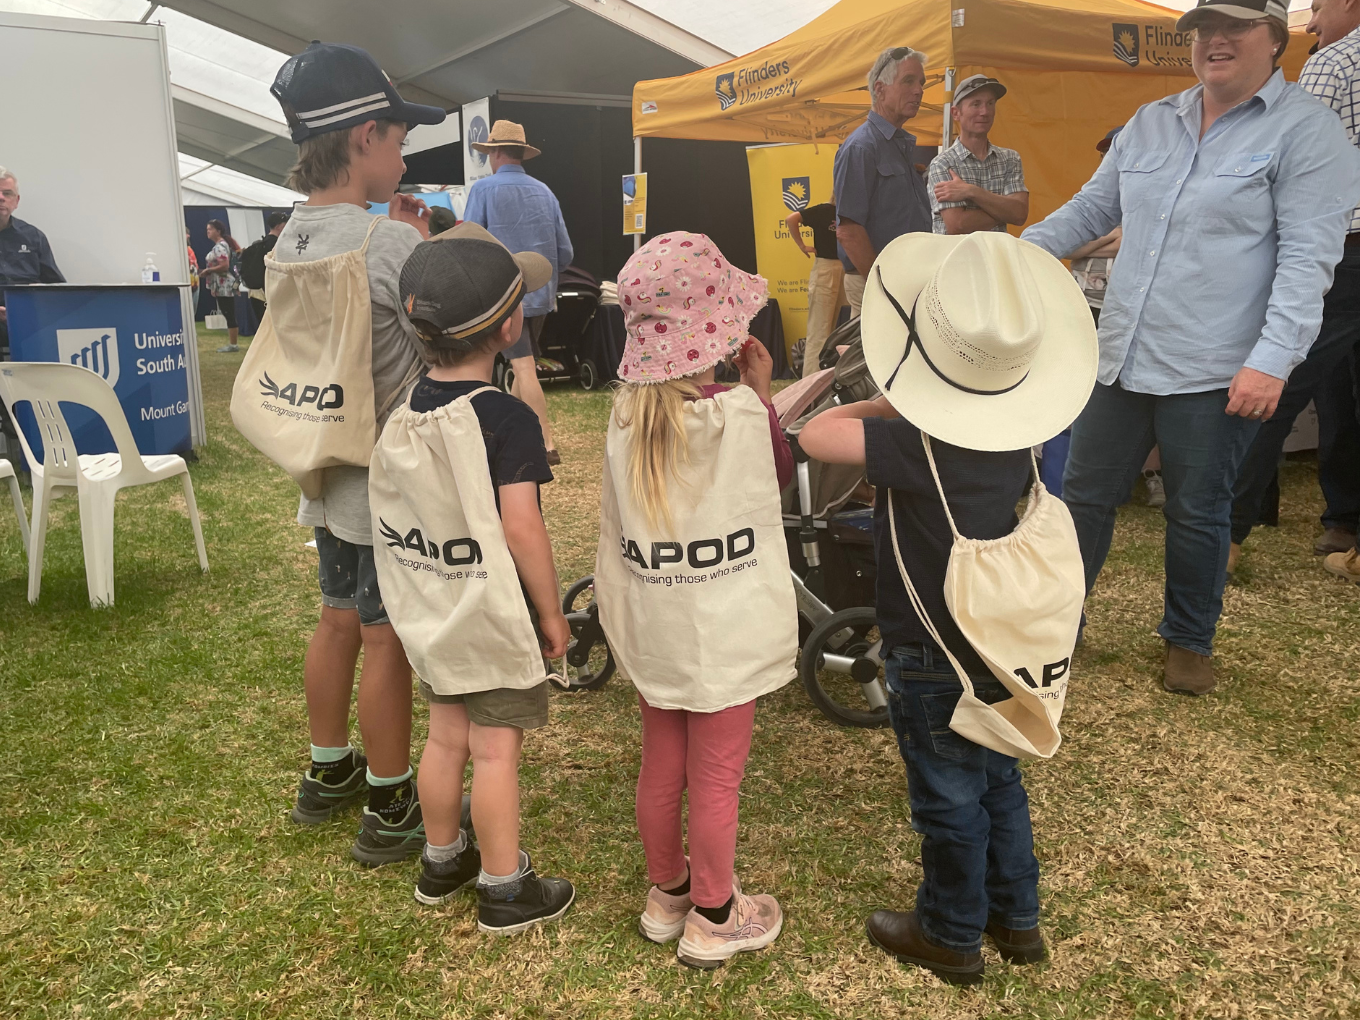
[595,232,797,969]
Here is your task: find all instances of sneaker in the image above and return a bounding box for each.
[415,840,482,906]
[1143,469,1166,508]
[1324,548,1360,584]
[477,854,575,935]
[216,344,240,353]
[640,884,694,944]
[676,891,783,969]
[349,796,426,867]
[291,751,368,824]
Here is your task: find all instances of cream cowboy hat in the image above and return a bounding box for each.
[860,231,1098,452]
[470,119,542,159]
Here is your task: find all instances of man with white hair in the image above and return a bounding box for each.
[833,47,932,317]
[0,166,65,351]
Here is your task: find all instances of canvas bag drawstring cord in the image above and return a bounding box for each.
[887,431,1085,759]
[231,218,416,499]
[369,387,547,696]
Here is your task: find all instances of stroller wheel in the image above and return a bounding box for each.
[578,358,600,391]
[553,576,615,692]
[800,607,889,728]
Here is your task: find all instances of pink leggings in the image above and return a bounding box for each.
[635,694,756,908]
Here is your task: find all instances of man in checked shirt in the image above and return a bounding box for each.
[927,75,1029,235]
[1230,0,1360,584]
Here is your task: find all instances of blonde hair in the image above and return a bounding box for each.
[612,378,702,530]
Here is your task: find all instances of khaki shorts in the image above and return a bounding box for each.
[419,679,549,730]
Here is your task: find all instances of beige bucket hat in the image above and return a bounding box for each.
[469,119,542,159]
[860,231,1098,452]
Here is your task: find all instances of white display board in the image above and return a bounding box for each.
[0,11,204,445]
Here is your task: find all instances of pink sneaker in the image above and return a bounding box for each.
[639,884,693,943]
[676,891,783,968]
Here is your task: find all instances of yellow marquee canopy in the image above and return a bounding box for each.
[632,0,1309,225]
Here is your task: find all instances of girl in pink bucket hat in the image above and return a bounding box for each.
[594,232,797,967]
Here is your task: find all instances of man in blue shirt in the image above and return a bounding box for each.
[0,166,65,353]
[1022,0,1360,694]
[464,121,573,464]
[833,47,932,318]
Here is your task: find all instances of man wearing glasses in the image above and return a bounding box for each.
[0,166,64,353]
[833,46,932,318]
[1023,0,1360,695]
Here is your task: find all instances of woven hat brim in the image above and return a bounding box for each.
[860,233,1098,452]
[470,141,543,158]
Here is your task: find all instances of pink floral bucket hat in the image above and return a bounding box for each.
[617,232,768,384]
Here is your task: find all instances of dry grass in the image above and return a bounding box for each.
[0,333,1356,1018]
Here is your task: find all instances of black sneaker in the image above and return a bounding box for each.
[350,796,426,867]
[476,854,575,935]
[291,751,368,824]
[415,840,482,906]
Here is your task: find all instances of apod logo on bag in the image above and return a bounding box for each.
[380,518,482,567]
[1013,658,1069,690]
[620,528,755,570]
[258,370,343,410]
[781,177,810,212]
[57,328,120,387]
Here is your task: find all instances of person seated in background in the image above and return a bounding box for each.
[786,201,844,376]
[928,75,1029,235]
[0,165,64,355]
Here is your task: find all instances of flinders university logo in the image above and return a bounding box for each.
[1113,23,1140,66]
[715,72,736,110]
[781,177,810,212]
[57,328,120,388]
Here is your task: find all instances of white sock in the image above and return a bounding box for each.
[479,850,529,886]
[424,830,467,863]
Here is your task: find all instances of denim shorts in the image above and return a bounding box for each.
[314,527,388,626]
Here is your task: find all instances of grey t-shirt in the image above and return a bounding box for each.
[272,204,423,546]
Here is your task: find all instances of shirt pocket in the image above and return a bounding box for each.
[1201,151,1275,237]
[1116,149,1171,209]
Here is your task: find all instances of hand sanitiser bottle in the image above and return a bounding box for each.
[141,254,160,284]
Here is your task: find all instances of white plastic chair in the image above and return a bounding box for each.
[0,458,30,554]
[0,363,208,607]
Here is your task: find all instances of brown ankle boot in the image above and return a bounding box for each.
[865,909,984,985]
[1163,641,1215,696]
[984,920,1047,964]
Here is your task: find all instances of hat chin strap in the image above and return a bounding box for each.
[875,267,1030,397]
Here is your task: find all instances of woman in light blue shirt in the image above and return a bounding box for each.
[1022,0,1360,695]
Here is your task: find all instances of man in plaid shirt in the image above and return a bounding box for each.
[928,75,1029,235]
[1229,0,1360,584]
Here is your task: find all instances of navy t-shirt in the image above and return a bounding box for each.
[407,378,553,511]
[864,417,1032,677]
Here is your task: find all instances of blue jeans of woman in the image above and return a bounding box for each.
[885,643,1040,953]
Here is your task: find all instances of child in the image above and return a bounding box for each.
[595,233,797,969]
[266,42,444,864]
[799,230,1094,984]
[374,225,574,933]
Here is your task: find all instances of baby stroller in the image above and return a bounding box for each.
[553,318,890,729]
[493,264,603,393]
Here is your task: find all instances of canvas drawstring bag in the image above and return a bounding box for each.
[231,218,417,498]
[887,432,1084,759]
[595,386,797,713]
[369,386,546,695]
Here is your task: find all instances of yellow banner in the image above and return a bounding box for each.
[745,143,838,358]
[623,172,647,235]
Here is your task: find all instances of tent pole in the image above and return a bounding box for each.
[942,66,955,148]
[633,135,642,251]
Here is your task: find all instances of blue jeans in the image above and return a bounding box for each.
[1231,252,1360,544]
[1063,382,1260,656]
[885,644,1040,953]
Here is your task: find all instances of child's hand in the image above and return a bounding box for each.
[539,610,572,660]
[388,193,431,238]
[734,337,774,403]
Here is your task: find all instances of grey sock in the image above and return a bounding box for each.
[424,829,467,863]
[478,850,530,899]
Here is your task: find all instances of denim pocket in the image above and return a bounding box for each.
[918,690,975,761]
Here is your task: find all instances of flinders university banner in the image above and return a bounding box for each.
[745,143,838,357]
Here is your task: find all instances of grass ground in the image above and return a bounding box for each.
[1,330,1357,1019]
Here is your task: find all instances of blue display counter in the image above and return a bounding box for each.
[3,284,192,458]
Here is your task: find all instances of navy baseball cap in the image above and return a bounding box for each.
[272,41,446,143]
